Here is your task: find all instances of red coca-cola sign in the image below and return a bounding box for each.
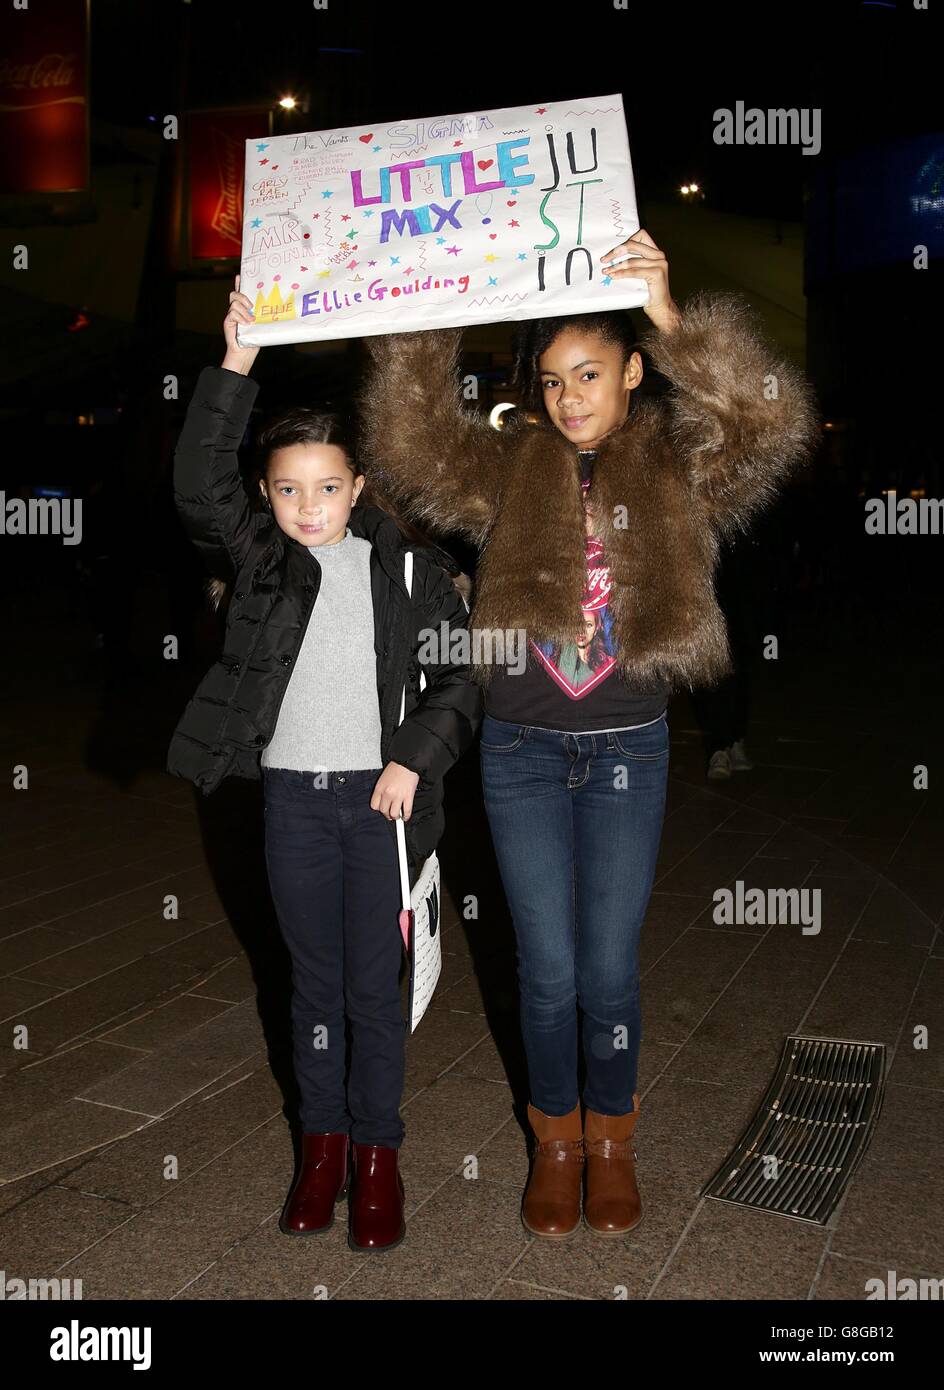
[0,0,89,194]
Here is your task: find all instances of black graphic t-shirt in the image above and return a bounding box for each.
[484,450,671,733]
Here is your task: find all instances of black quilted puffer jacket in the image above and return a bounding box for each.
[166,365,483,870]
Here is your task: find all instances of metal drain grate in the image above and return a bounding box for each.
[701,1036,886,1225]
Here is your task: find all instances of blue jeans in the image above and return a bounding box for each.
[479,714,670,1117]
[262,767,405,1147]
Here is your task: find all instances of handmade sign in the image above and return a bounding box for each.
[235,93,647,345]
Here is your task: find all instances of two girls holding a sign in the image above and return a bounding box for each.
[361,229,817,1238]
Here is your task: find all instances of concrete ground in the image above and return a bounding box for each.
[0,573,942,1301]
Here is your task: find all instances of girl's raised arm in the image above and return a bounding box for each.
[358,327,511,547]
[173,277,269,578]
[173,367,266,579]
[642,292,819,537]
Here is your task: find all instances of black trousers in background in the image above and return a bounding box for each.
[262,766,406,1148]
[691,538,760,755]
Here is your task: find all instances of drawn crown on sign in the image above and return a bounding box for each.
[253,283,296,321]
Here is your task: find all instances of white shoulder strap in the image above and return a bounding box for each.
[397,550,413,727]
[396,548,415,911]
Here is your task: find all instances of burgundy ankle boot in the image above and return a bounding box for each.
[348,1143,406,1252]
[279,1132,350,1236]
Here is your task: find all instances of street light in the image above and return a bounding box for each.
[489,403,517,431]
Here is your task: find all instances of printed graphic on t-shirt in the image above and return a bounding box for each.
[531,476,617,699]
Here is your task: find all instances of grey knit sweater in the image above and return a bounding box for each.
[261,527,384,773]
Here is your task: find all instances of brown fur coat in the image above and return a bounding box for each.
[358,293,818,691]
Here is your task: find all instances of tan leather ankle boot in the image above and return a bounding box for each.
[583,1094,642,1236]
[521,1101,584,1238]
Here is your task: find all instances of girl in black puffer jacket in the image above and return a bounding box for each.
[168,278,482,1253]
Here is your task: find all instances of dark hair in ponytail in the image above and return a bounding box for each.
[256,404,358,470]
[252,404,437,550]
[510,311,643,414]
[206,404,453,614]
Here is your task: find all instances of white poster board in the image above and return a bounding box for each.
[236,93,647,345]
[405,852,441,1034]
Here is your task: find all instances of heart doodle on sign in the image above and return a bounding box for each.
[477,159,494,171]
[359,133,374,143]
[507,200,517,206]
[489,233,497,239]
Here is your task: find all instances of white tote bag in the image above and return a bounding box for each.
[395,549,442,1032]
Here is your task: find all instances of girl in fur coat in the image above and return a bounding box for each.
[358,228,818,1241]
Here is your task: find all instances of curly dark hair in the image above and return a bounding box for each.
[511,311,643,414]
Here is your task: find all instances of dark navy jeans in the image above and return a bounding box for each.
[479,714,670,1118]
[262,766,405,1147]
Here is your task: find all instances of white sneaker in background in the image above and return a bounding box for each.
[707,749,733,780]
[729,739,754,771]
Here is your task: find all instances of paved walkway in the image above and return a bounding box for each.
[0,574,941,1300]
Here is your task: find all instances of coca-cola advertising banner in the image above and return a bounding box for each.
[0,0,89,195]
[189,109,270,261]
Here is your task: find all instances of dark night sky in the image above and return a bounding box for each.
[88,0,941,222]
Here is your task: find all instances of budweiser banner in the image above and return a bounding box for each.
[189,109,270,261]
[236,93,646,345]
[0,0,88,194]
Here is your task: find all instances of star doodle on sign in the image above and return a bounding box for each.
[258,158,269,166]
[255,142,269,152]
[517,252,528,261]
[488,277,498,286]
[318,270,331,278]
[403,266,414,275]
[373,146,381,153]
[322,189,333,198]
[535,107,547,115]
[602,275,613,286]
[390,256,400,265]
[484,253,498,263]
[368,260,377,266]
[446,245,461,256]
[250,218,262,229]
[508,219,519,228]
[436,237,446,245]
[362,210,375,217]
[341,214,351,221]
